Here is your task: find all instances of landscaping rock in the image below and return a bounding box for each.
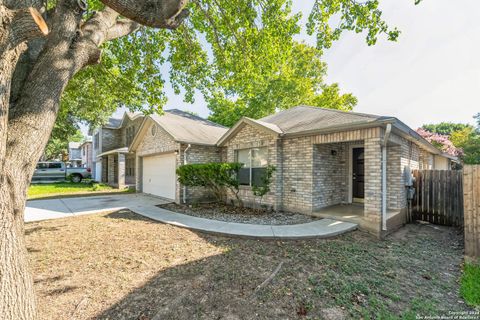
[157,203,319,225]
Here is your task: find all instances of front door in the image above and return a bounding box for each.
[352,147,365,202]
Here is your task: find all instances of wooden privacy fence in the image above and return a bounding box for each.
[412,170,463,227]
[463,165,480,261]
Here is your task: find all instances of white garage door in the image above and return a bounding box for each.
[142,153,176,200]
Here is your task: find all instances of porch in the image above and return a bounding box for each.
[98,148,136,189]
[312,204,405,235]
[310,134,408,236]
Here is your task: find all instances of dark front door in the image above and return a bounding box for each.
[352,147,365,200]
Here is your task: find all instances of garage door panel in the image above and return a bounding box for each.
[142,153,176,200]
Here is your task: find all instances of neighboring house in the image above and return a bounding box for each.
[80,139,93,169]
[132,105,455,237]
[68,142,82,167]
[91,112,144,187]
[129,109,227,202]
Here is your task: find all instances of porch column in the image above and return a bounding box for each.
[364,138,382,233]
[107,154,115,185]
[118,153,126,189]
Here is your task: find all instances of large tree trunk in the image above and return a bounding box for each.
[0,178,36,319]
[0,0,186,318]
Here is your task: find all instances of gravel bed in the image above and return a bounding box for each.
[157,203,320,225]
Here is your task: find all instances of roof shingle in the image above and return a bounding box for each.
[260,105,393,134]
[150,109,227,145]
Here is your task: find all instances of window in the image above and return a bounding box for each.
[126,158,135,176]
[126,126,135,146]
[94,133,100,150]
[235,147,268,186]
[48,163,62,169]
[36,163,48,169]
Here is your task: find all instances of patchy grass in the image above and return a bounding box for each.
[461,262,480,307]
[28,182,131,199]
[26,211,470,320]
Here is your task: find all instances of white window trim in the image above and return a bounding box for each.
[235,147,267,187]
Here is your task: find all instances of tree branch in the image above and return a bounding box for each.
[106,18,139,41]
[0,6,48,53]
[100,0,189,29]
[10,7,48,43]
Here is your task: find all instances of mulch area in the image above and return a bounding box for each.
[26,210,470,319]
[157,202,320,225]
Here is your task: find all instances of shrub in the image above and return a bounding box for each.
[252,165,276,208]
[176,162,243,205]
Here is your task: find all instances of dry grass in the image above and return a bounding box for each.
[26,210,470,320]
[27,210,225,320]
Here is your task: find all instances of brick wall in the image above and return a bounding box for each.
[312,143,348,209]
[364,137,382,224]
[224,123,279,209]
[281,136,314,213]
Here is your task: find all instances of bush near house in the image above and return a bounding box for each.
[177,163,243,205]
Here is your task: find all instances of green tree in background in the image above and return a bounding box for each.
[423,115,480,164]
[422,122,474,136]
[207,43,357,126]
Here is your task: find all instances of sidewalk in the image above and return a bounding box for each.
[26,194,358,239]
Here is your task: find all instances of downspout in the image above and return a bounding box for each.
[382,124,392,231]
[183,144,192,204]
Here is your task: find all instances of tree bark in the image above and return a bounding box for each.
[0,170,36,319]
[0,0,188,318]
[100,0,189,29]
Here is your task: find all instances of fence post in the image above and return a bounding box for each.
[464,165,480,262]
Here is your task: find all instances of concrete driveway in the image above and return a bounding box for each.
[25,194,358,239]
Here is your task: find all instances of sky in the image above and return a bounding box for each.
[82,0,479,135]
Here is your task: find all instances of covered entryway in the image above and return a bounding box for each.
[142,153,176,200]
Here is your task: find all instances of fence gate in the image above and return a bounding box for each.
[412,170,463,227]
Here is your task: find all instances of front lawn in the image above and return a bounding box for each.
[28,182,131,200]
[26,210,470,319]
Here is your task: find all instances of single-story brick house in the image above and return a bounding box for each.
[217,106,455,236]
[129,109,227,203]
[132,106,455,237]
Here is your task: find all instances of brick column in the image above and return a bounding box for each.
[107,155,115,185]
[135,155,142,193]
[118,153,126,189]
[364,138,382,232]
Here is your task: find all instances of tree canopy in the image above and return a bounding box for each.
[422,122,474,136]
[62,0,405,129]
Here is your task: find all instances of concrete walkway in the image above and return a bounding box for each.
[25,194,358,239]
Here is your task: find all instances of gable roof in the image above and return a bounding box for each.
[217,117,283,146]
[104,117,123,129]
[104,112,144,129]
[130,109,228,150]
[218,106,454,158]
